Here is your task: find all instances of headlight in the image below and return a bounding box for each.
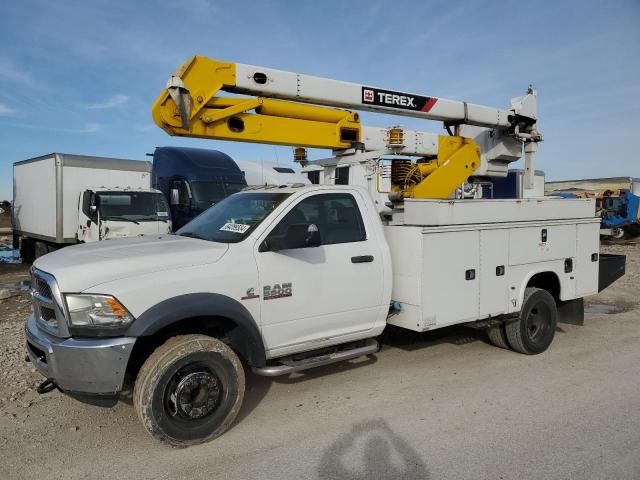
[65,294,134,327]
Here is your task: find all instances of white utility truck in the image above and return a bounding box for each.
[25,56,625,446]
[13,153,172,259]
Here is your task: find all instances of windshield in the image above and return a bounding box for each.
[190,181,247,204]
[177,192,290,243]
[98,192,170,221]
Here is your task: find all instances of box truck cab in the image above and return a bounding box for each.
[12,153,172,259]
[152,147,247,230]
[77,187,171,243]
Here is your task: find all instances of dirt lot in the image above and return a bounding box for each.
[0,242,638,480]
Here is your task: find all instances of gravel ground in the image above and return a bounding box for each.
[0,242,638,479]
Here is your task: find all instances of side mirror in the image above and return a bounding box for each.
[170,188,180,206]
[89,204,98,222]
[260,223,321,252]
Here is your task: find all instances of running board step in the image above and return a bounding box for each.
[252,339,379,377]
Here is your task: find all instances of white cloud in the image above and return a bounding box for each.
[0,103,15,116]
[0,122,104,133]
[76,123,103,133]
[86,94,129,109]
[0,56,35,86]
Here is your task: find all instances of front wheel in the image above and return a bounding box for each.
[134,334,245,446]
[505,287,557,354]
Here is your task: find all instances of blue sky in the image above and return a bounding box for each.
[0,0,639,200]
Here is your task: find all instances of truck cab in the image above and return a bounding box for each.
[77,187,171,242]
[25,185,390,443]
[152,147,247,230]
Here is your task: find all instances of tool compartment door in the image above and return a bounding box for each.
[575,222,600,296]
[508,224,576,265]
[479,229,509,317]
[421,230,480,326]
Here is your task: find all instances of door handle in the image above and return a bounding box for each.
[351,255,374,263]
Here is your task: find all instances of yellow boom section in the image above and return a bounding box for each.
[390,136,480,199]
[151,56,361,149]
[151,55,482,200]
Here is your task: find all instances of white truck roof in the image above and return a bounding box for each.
[235,160,310,186]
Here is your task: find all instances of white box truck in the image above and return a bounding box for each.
[13,153,171,259]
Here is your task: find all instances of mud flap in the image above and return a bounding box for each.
[557,298,584,326]
[598,254,626,292]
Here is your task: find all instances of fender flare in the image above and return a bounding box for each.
[518,268,562,307]
[126,292,266,367]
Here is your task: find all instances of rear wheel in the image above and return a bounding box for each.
[610,228,629,240]
[486,323,510,349]
[134,334,245,446]
[19,238,35,262]
[34,241,56,259]
[506,287,557,354]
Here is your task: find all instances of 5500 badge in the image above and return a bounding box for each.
[263,283,293,300]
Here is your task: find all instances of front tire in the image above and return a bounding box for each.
[134,334,245,446]
[506,287,557,354]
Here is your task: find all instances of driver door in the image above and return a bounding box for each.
[77,191,100,242]
[255,191,384,357]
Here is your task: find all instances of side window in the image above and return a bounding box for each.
[334,166,349,185]
[307,171,320,185]
[172,180,190,205]
[267,193,366,245]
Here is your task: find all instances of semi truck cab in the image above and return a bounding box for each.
[152,146,247,230]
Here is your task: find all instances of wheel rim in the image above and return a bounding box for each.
[525,304,550,344]
[611,228,625,239]
[165,363,222,421]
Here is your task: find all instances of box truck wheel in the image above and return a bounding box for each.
[505,287,557,354]
[19,238,35,262]
[486,323,510,350]
[34,241,56,259]
[134,334,245,446]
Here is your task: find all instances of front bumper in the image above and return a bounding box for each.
[25,314,136,394]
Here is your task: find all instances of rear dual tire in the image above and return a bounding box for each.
[487,287,557,355]
[486,323,509,349]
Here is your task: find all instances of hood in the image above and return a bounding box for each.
[34,235,228,292]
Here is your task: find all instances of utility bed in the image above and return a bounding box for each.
[385,198,601,332]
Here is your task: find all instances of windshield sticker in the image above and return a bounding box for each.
[220,222,251,234]
[157,211,169,217]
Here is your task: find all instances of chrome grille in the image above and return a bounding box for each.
[39,306,57,325]
[30,268,68,337]
[33,277,53,301]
